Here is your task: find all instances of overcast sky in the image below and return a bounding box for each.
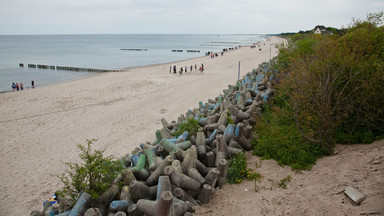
[0,0,382,35]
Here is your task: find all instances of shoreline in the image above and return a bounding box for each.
[0,42,264,94]
[0,36,285,215]
[1,34,268,94]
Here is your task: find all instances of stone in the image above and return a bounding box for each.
[344,186,365,205]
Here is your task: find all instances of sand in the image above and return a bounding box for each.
[195,140,384,215]
[0,36,284,215]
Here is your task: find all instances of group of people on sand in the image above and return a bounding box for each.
[11,80,34,91]
[170,63,204,75]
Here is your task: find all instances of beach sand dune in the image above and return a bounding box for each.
[195,140,384,216]
[0,36,285,215]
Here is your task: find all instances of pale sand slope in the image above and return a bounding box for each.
[0,36,285,215]
[195,140,384,216]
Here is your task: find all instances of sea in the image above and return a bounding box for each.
[0,34,266,92]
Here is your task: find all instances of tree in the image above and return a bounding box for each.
[57,139,124,201]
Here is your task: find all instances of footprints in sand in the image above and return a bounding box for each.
[160,108,167,114]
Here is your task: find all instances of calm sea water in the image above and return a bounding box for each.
[0,34,266,92]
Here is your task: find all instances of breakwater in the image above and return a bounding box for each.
[172,50,201,53]
[29,61,274,216]
[119,49,201,53]
[20,63,121,73]
[120,48,148,51]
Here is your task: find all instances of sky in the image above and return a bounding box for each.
[0,0,382,35]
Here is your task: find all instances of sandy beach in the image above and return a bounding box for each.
[0,36,285,215]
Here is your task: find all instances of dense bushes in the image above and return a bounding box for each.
[252,99,325,170]
[253,11,384,169]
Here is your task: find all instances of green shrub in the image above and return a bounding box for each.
[57,139,124,201]
[253,102,325,170]
[272,12,384,156]
[227,152,262,184]
[170,118,200,138]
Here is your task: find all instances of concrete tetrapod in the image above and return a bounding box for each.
[204,168,220,189]
[235,123,252,150]
[136,191,173,216]
[130,180,151,201]
[181,145,197,173]
[146,156,173,186]
[96,185,120,215]
[119,186,133,203]
[173,198,195,216]
[156,176,172,200]
[215,134,228,166]
[172,187,199,206]
[129,154,149,181]
[109,200,131,212]
[197,184,213,204]
[163,166,201,191]
[68,192,91,216]
[195,127,207,159]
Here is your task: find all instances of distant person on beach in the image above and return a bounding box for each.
[169,66,171,73]
[173,66,176,74]
[20,82,24,90]
[12,82,16,91]
[179,67,183,75]
[195,64,197,70]
[190,65,193,71]
[185,66,187,73]
[16,82,19,91]
[31,80,35,88]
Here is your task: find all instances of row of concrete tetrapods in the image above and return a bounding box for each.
[30,61,274,216]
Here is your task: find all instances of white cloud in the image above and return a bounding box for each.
[0,0,383,34]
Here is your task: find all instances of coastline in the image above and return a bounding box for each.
[0,36,285,215]
[0,34,266,93]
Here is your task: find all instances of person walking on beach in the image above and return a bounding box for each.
[12,82,16,91]
[195,64,197,70]
[20,82,24,90]
[31,80,35,88]
[185,66,187,73]
[16,82,19,91]
[173,65,176,74]
[179,67,183,75]
[190,65,193,72]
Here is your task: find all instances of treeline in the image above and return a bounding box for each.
[253,12,384,170]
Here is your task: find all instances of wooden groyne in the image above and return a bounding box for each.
[172,50,201,53]
[30,61,275,216]
[120,48,148,51]
[21,63,121,73]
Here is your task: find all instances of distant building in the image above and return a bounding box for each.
[313,25,333,35]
